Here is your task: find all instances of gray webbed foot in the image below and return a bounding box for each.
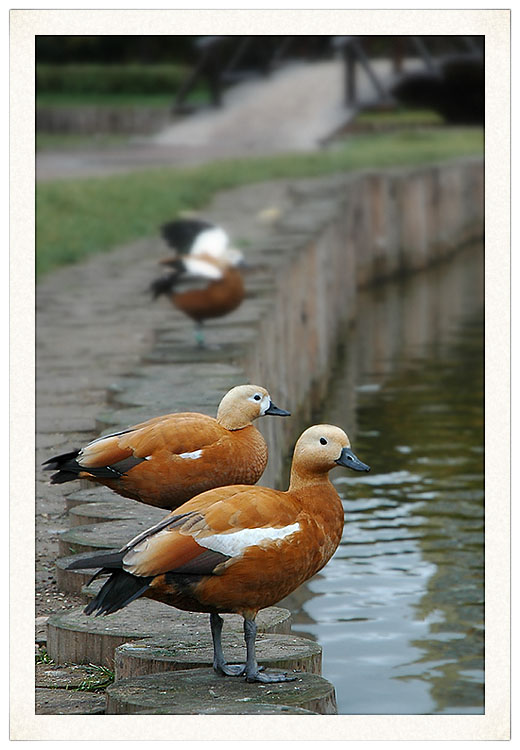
[245,669,297,684]
[214,663,265,677]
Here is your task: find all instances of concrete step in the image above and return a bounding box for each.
[36,688,106,715]
[58,514,165,556]
[36,661,112,690]
[46,603,292,667]
[106,668,337,714]
[68,499,161,527]
[65,487,118,511]
[56,552,108,595]
[134,703,318,714]
[36,660,109,714]
[114,631,321,680]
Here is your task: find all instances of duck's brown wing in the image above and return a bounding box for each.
[76,413,223,472]
[120,485,302,578]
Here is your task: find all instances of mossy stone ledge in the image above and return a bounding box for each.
[135,704,318,714]
[114,631,321,680]
[68,498,162,527]
[106,668,337,714]
[58,514,165,557]
[36,688,106,715]
[46,603,292,667]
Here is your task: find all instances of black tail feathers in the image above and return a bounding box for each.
[42,450,81,484]
[150,269,181,300]
[85,570,153,616]
[66,551,151,616]
[66,550,126,571]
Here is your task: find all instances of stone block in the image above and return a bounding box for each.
[106,668,337,714]
[114,631,321,680]
[47,604,292,668]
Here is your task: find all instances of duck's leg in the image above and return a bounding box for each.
[194,322,206,349]
[243,617,297,683]
[210,613,246,676]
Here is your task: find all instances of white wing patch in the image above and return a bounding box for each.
[182,256,223,280]
[191,226,229,258]
[197,523,300,557]
[179,450,204,460]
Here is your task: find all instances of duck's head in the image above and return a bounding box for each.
[217,385,290,430]
[291,424,370,476]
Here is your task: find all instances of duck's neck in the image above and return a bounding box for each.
[289,467,336,495]
[216,410,251,431]
[289,468,344,543]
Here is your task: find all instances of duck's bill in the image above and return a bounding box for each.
[264,402,291,417]
[335,447,371,472]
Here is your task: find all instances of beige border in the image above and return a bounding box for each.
[11,7,510,741]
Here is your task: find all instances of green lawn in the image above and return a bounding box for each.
[36,127,483,278]
[36,132,132,152]
[37,93,175,108]
[356,107,444,127]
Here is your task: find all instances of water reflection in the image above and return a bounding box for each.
[281,244,484,715]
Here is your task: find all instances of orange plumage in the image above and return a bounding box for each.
[171,263,244,323]
[68,425,370,683]
[43,385,290,510]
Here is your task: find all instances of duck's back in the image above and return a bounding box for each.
[98,418,267,509]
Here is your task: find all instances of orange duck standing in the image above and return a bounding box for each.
[43,385,289,510]
[151,252,245,349]
[67,425,370,683]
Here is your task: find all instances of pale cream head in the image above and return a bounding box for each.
[217,385,275,430]
[292,425,352,474]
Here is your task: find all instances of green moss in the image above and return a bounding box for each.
[36,128,483,278]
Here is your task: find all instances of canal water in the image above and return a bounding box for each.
[283,244,484,715]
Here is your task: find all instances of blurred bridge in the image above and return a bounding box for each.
[152,34,483,153]
[36,35,483,182]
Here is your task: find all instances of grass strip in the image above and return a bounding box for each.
[36,127,483,278]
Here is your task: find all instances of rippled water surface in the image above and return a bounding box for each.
[284,245,484,715]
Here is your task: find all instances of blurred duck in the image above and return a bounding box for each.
[150,252,245,348]
[43,385,290,510]
[67,425,370,683]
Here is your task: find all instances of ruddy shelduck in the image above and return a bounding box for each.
[68,424,370,683]
[43,385,290,510]
[150,253,245,348]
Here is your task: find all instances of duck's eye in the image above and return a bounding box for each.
[320,437,328,445]
[253,394,262,401]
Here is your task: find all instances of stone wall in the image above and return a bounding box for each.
[240,157,484,484]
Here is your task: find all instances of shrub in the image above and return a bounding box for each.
[36,64,188,95]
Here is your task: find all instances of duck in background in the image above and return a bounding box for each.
[150,251,245,348]
[67,425,370,683]
[43,385,290,510]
